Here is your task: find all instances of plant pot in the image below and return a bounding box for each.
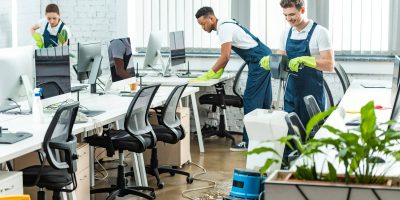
[264,170,400,200]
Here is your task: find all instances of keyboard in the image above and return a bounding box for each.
[119,91,137,97]
[176,73,202,78]
[79,109,105,117]
[71,85,88,92]
[0,131,33,144]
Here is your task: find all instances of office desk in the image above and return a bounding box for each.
[295,79,400,176]
[0,86,199,193]
[141,73,236,153]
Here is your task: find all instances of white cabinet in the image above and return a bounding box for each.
[0,171,23,196]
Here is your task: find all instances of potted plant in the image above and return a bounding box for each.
[248,101,400,199]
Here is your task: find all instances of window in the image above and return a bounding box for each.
[250,0,289,50]
[0,0,13,48]
[128,0,231,48]
[329,0,390,54]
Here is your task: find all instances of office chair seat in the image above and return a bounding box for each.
[199,94,243,108]
[22,166,72,189]
[85,130,153,154]
[152,125,183,144]
[113,133,153,152]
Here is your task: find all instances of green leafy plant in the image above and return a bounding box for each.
[248,101,400,185]
[57,29,68,45]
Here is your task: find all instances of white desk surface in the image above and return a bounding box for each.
[295,79,400,176]
[0,86,199,163]
[141,73,235,87]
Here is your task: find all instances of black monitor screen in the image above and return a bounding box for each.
[170,31,185,67]
[35,46,71,99]
[391,55,400,105]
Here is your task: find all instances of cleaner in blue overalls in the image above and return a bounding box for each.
[194,7,273,151]
[31,4,70,48]
[260,0,335,162]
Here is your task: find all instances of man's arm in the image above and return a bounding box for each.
[211,42,232,72]
[315,49,334,72]
[114,58,132,79]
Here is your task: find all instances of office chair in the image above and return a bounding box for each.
[323,78,335,109]
[141,83,193,189]
[282,112,308,167]
[334,63,350,93]
[198,62,247,145]
[22,102,80,200]
[304,95,325,133]
[85,84,160,200]
[0,195,31,200]
[37,81,64,99]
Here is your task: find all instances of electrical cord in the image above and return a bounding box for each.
[181,162,217,200]
[6,98,22,113]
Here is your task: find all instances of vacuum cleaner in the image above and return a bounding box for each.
[224,169,265,200]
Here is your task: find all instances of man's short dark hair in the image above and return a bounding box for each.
[280,0,304,10]
[195,7,215,19]
[45,4,60,15]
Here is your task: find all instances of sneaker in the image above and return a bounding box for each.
[230,142,248,152]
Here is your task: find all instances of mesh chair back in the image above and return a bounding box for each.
[285,112,307,143]
[323,78,334,109]
[37,81,64,99]
[304,95,324,132]
[124,84,160,139]
[334,63,350,93]
[233,62,248,98]
[304,95,322,118]
[43,102,79,173]
[162,84,188,128]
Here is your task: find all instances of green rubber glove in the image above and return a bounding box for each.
[32,32,44,48]
[57,29,68,45]
[192,68,224,82]
[259,56,270,70]
[289,56,317,72]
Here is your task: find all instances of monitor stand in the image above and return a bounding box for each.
[156,50,171,77]
[88,56,103,94]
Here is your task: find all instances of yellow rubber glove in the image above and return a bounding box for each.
[32,32,44,48]
[288,56,317,72]
[57,29,68,45]
[259,56,270,70]
[191,68,224,82]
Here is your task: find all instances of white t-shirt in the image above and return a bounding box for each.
[108,38,132,66]
[216,19,258,49]
[279,20,332,56]
[37,18,71,41]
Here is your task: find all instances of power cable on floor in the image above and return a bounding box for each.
[181,162,217,200]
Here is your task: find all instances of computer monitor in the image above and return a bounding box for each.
[35,46,71,107]
[170,31,185,67]
[391,55,400,105]
[389,79,400,130]
[0,46,34,112]
[77,42,103,93]
[143,31,169,76]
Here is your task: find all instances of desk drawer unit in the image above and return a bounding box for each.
[0,171,23,196]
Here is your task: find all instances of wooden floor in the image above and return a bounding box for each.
[93,135,246,200]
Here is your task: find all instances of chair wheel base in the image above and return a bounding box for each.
[157,182,165,189]
[186,176,194,184]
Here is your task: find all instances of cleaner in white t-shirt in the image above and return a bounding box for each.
[31,4,71,48]
[194,7,273,151]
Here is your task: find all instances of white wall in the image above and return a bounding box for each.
[0,0,12,48]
